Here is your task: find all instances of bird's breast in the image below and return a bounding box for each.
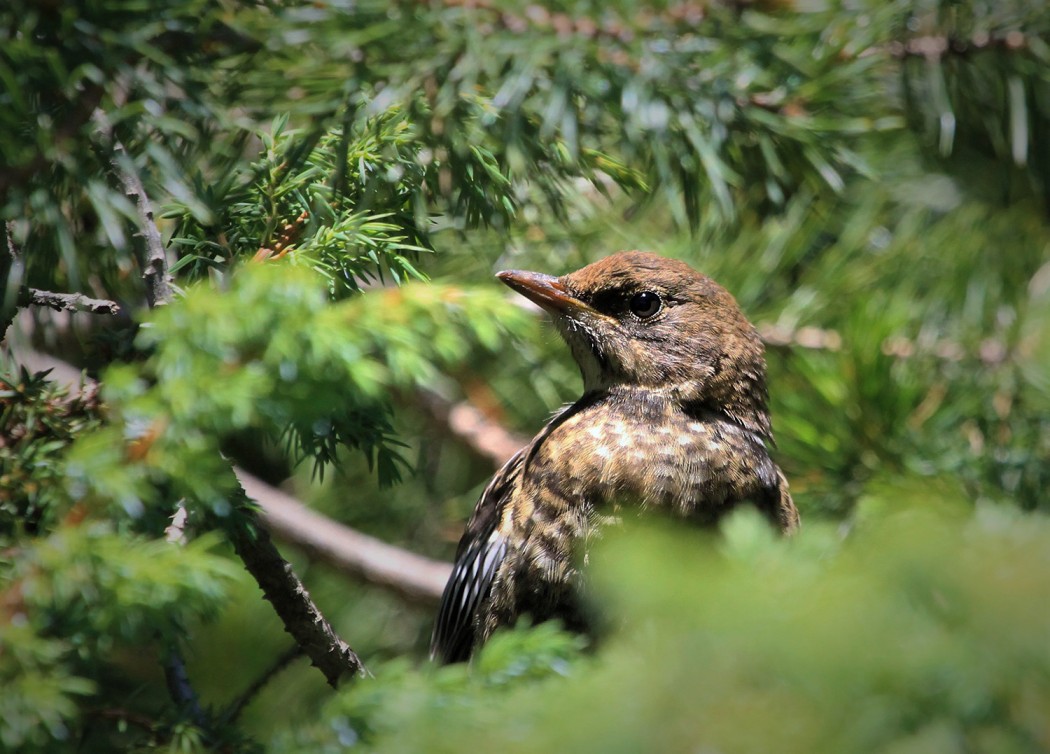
[523,396,777,520]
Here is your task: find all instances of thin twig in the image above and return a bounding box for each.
[3,224,122,329]
[223,644,303,723]
[758,323,843,352]
[3,221,16,261]
[92,109,174,308]
[92,111,207,711]
[99,137,205,713]
[159,497,207,726]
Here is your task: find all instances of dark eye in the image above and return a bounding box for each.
[629,291,662,319]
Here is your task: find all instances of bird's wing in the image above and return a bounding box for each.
[430,448,525,663]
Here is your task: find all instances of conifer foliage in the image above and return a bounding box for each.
[2,1,1049,751]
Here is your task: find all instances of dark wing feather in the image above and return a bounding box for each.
[430,449,525,663]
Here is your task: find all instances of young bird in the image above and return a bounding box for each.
[431,251,798,663]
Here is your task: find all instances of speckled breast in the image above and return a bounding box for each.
[525,392,780,522]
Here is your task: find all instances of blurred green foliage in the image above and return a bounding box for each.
[282,503,1050,753]
[0,525,241,751]
[2,0,1050,751]
[68,264,534,514]
[0,367,101,535]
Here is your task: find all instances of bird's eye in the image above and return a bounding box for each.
[629,291,662,319]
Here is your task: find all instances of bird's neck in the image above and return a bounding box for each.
[594,380,774,443]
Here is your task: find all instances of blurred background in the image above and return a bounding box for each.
[2,0,1049,751]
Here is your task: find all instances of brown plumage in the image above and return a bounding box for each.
[431,251,798,663]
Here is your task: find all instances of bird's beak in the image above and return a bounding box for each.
[496,270,591,315]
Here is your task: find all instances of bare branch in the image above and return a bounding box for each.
[226,489,366,686]
[92,109,174,308]
[223,644,303,723]
[160,500,208,727]
[759,322,1009,366]
[162,645,207,726]
[4,221,16,261]
[9,350,370,686]
[418,388,528,467]
[236,467,452,605]
[2,223,122,338]
[22,288,123,316]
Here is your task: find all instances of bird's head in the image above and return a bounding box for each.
[498,251,772,439]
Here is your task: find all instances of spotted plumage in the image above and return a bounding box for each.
[431,251,798,663]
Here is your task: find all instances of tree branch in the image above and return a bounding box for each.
[165,501,190,545]
[162,644,207,726]
[20,288,123,316]
[417,388,528,468]
[91,132,204,706]
[2,223,123,343]
[226,489,365,687]
[92,109,174,308]
[236,467,452,605]
[222,644,303,723]
[4,221,15,260]
[9,350,369,686]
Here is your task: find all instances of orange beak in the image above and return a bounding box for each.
[496,270,591,315]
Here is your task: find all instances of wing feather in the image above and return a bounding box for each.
[430,449,524,663]
[430,399,599,662]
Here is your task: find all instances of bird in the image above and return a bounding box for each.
[431,251,798,663]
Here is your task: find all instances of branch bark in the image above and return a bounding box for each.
[92,109,174,308]
[89,119,201,704]
[162,645,207,726]
[236,467,452,605]
[20,288,123,316]
[226,490,365,686]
